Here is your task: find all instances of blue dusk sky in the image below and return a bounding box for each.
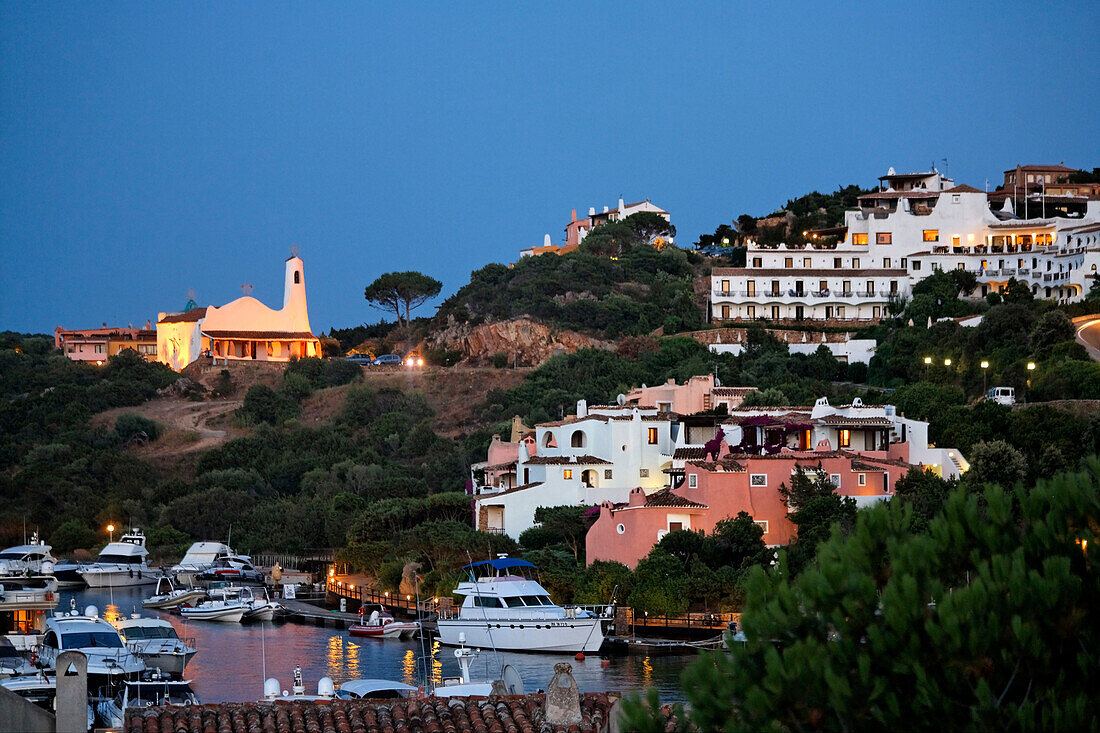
[2,2,1098,334]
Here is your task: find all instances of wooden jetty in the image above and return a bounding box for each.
[279,598,360,629]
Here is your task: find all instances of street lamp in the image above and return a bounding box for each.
[980,361,989,393]
[943,358,952,366]
[107,524,115,542]
[1025,362,1036,404]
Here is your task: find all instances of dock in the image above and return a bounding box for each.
[278,598,360,629]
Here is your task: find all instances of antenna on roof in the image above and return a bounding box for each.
[240,283,253,296]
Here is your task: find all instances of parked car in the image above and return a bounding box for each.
[345,353,373,364]
[371,354,402,366]
[986,386,1015,406]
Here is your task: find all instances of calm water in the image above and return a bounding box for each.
[66,586,695,703]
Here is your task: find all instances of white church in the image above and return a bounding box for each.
[156,254,322,371]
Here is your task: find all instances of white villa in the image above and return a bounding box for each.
[711,166,1100,324]
[472,394,967,539]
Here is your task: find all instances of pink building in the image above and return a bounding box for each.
[586,443,914,568]
[55,324,157,363]
[623,374,756,414]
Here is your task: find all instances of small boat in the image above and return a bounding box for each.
[179,589,245,623]
[96,672,199,728]
[142,577,207,610]
[79,529,161,588]
[0,637,35,678]
[348,604,420,639]
[238,586,285,623]
[1,671,95,730]
[336,678,418,700]
[436,556,606,653]
[113,614,197,677]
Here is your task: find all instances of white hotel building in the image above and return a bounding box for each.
[712,167,1100,324]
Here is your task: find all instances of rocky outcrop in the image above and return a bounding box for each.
[430,317,612,367]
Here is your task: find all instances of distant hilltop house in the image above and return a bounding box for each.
[710,163,1100,325]
[471,378,966,546]
[54,323,157,363]
[519,197,671,258]
[156,255,321,371]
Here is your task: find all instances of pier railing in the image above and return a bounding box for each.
[327,579,428,614]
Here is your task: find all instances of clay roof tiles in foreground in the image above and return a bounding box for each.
[124,694,618,733]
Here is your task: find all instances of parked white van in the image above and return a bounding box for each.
[987,386,1015,406]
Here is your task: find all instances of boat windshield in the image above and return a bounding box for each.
[517,595,553,606]
[0,551,29,560]
[127,683,196,706]
[120,626,178,641]
[96,554,143,564]
[61,632,123,649]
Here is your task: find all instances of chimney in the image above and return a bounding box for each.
[603,206,609,213]
[545,663,582,727]
[588,206,596,216]
[577,399,588,418]
[618,196,625,211]
[571,208,577,222]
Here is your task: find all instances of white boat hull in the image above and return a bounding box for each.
[132,648,195,677]
[437,616,604,653]
[181,605,244,623]
[81,566,160,588]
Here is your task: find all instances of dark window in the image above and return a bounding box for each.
[294,271,300,284]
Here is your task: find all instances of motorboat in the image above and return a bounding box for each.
[348,604,420,639]
[261,665,338,702]
[171,541,249,585]
[0,671,95,730]
[96,673,199,728]
[238,586,285,623]
[112,614,197,677]
[195,555,265,586]
[336,678,418,700]
[430,634,523,697]
[0,574,60,651]
[436,557,606,653]
[38,601,146,690]
[51,560,86,588]
[142,577,206,610]
[79,529,161,588]
[0,637,35,678]
[179,588,245,623]
[0,534,57,577]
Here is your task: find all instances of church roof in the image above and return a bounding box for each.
[158,307,208,324]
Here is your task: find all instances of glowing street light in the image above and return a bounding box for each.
[943,358,952,366]
[107,524,115,542]
[923,356,932,365]
[980,361,989,392]
[980,361,989,369]
[1026,362,1036,371]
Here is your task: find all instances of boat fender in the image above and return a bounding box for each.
[29,652,38,667]
[600,658,610,668]
[129,568,134,578]
[137,569,142,579]
[574,652,585,662]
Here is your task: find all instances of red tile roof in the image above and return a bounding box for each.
[158,307,208,324]
[673,447,709,460]
[644,488,708,509]
[524,455,612,465]
[124,694,618,733]
[816,415,894,427]
[942,184,983,194]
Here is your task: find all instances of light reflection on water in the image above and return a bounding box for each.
[67,587,695,703]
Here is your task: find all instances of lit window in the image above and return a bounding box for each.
[564,469,573,480]
[923,230,939,242]
[839,430,851,448]
[851,233,868,245]
[952,236,960,247]
[647,428,658,444]
[876,232,892,245]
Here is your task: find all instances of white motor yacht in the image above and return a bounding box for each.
[238,586,284,623]
[142,577,206,610]
[0,534,57,577]
[436,557,606,653]
[79,529,161,588]
[171,541,233,585]
[112,614,197,678]
[38,602,146,691]
[179,588,245,623]
[0,574,60,651]
[96,673,199,728]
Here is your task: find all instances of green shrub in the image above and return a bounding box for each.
[114,414,159,443]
